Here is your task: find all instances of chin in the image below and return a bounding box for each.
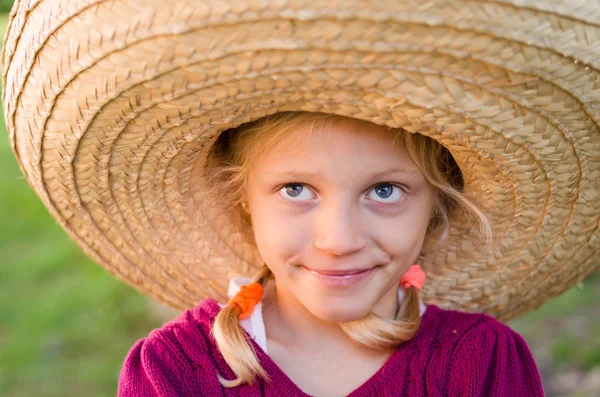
[306,300,372,323]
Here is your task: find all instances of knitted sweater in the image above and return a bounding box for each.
[118,298,544,396]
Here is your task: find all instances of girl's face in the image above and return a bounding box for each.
[245,118,436,322]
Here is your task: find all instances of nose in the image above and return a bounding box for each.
[313,200,367,257]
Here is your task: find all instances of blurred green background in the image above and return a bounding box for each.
[0,6,598,397]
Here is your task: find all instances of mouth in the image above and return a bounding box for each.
[306,267,376,276]
[301,265,379,287]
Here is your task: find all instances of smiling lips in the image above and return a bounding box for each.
[309,267,373,276]
[303,266,377,287]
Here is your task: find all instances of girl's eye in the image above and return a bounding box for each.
[279,183,405,203]
[367,183,405,203]
[278,183,315,201]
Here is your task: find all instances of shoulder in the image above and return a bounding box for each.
[422,305,544,396]
[117,298,225,397]
[428,305,524,345]
[420,304,529,346]
[417,304,513,352]
[422,304,536,364]
[141,297,222,362]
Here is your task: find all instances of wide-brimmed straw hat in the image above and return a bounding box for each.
[2,0,599,322]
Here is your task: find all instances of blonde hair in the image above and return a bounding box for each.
[205,111,492,387]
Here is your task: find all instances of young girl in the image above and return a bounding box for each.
[3,0,598,396]
[117,111,544,396]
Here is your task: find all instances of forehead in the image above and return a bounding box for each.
[277,117,392,146]
[270,119,408,158]
[254,118,423,177]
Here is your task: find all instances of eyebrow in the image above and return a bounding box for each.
[266,168,419,179]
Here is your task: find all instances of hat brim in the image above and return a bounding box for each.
[3,0,600,321]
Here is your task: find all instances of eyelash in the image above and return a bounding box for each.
[277,182,407,203]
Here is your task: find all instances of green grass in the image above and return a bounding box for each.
[0,10,598,397]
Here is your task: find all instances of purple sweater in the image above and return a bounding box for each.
[118,298,544,396]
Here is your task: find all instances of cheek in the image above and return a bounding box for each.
[249,202,308,265]
[378,227,422,262]
[375,207,431,259]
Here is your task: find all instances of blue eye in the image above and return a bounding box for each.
[367,183,405,203]
[278,183,405,203]
[279,183,315,201]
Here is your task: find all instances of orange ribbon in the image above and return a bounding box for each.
[228,282,264,319]
[399,265,426,291]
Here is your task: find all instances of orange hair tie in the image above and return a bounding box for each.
[228,282,264,319]
[399,265,426,291]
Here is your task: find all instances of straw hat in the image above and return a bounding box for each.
[2,0,599,322]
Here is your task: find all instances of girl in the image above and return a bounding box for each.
[118,111,543,396]
[3,0,598,396]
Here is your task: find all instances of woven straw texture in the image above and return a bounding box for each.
[2,0,599,322]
